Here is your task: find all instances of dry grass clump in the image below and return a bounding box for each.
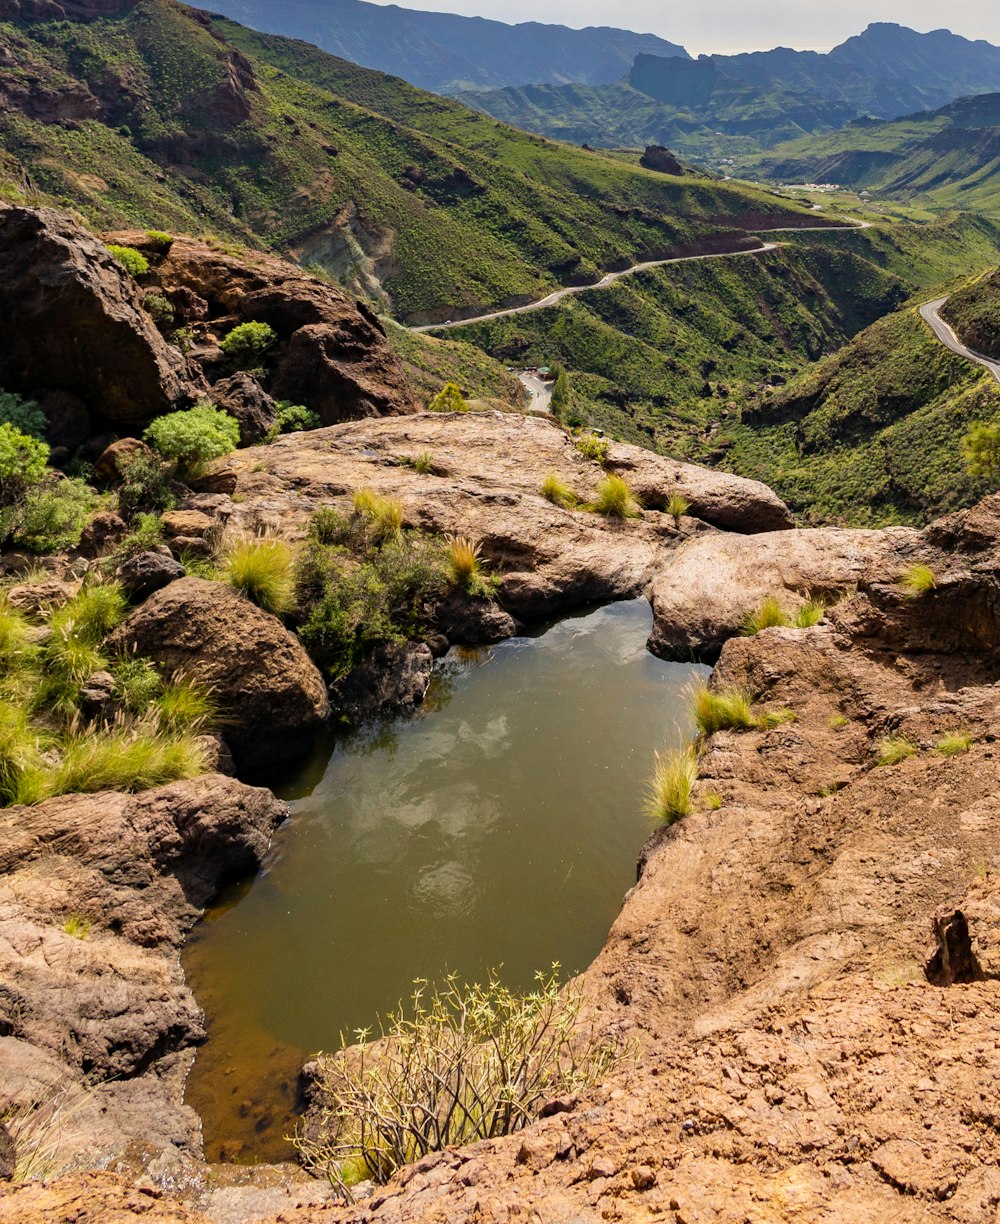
[646,747,698,824]
[223,536,295,616]
[744,596,824,635]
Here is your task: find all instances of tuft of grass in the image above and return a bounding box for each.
[52,723,210,796]
[703,791,723,811]
[793,601,825,628]
[691,683,756,735]
[0,596,35,677]
[62,915,91,939]
[55,583,127,646]
[899,563,937,598]
[0,700,47,807]
[828,714,849,729]
[744,596,790,635]
[936,731,972,756]
[112,657,162,713]
[666,493,690,528]
[645,747,698,825]
[445,535,498,599]
[592,475,640,519]
[540,473,577,509]
[223,537,295,616]
[353,489,405,543]
[876,736,919,766]
[400,452,435,474]
[756,707,797,730]
[156,676,216,733]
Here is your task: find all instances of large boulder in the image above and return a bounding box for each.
[0,205,197,424]
[210,371,278,445]
[109,578,330,767]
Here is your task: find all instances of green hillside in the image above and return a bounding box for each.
[746,94,1000,216]
[0,0,818,321]
[940,269,1000,357]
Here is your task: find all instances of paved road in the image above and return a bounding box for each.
[920,298,1000,386]
[517,371,553,412]
[410,223,866,334]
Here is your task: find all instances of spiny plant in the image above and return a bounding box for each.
[223,536,296,616]
[646,747,698,825]
[592,475,640,519]
[898,563,937,598]
[353,489,405,544]
[540,472,577,509]
[876,736,919,766]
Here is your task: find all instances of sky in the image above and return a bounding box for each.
[366,0,1000,55]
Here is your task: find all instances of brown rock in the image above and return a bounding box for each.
[77,510,127,558]
[36,388,90,450]
[639,145,684,175]
[109,578,330,767]
[94,436,156,484]
[160,509,214,538]
[0,206,197,423]
[210,371,277,445]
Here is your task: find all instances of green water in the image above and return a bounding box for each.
[183,598,706,1160]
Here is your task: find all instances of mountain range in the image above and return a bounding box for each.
[203,0,688,93]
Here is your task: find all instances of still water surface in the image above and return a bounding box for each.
[183,598,706,1159]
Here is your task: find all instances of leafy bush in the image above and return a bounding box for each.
[116,452,176,519]
[540,472,577,509]
[111,657,162,713]
[6,478,96,554]
[0,424,48,504]
[223,536,295,616]
[0,391,46,439]
[111,511,165,560]
[143,292,175,329]
[876,736,918,766]
[646,747,698,824]
[106,244,150,277]
[144,404,240,477]
[898,563,936,597]
[353,489,404,543]
[308,506,351,547]
[145,230,174,251]
[592,475,640,519]
[220,321,277,367]
[276,401,321,433]
[296,968,622,1192]
[428,382,468,413]
[575,433,609,465]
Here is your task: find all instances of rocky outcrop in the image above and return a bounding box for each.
[0,775,285,1178]
[0,206,196,428]
[210,371,278,445]
[110,578,331,768]
[106,230,420,424]
[639,145,684,175]
[216,412,792,625]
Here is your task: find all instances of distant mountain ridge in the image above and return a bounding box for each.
[202,0,689,93]
[459,23,1000,160]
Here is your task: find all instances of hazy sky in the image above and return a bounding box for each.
[371,0,1000,55]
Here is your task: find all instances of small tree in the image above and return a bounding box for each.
[428,382,468,413]
[220,321,277,368]
[0,423,48,505]
[143,403,240,478]
[549,364,572,419]
[963,421,1000,481]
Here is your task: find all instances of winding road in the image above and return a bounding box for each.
[411,224,868,335]
[920,298,1000,386]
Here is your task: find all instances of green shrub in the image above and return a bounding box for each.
[0,391,46,439]
[692,683,756,735]
[936,731,972,756]
[876,736,918,766]
[898,563,936,597]
[111,512,165,560]
[144,404,240,478]
[111,657,162,713]
[575,433,609,465]
[308,506,351,547]
[223,537,295,616]
[666,494,690,528]
[220,321,277,367]
[8,478,96,554]
[428,382,468,413]
[353,489,404,543]
[145,230,174,251]
[540,473,577,509]
[592,475,640,519]
[116,452,176,518]
[143,292,175,329]
[0,424,48,504]
[106,244,150,277]
[296,968,622,1191]
[549,365,572,419]
[963,420,1000,480]
[276,401,321,433]
[646,747,698,824]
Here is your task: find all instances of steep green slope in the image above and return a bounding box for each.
[0,0,817,322]
[206,0,688,93]
[722,304,1000,525]
[940,270,1000,358]
[746,94,1000,216]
